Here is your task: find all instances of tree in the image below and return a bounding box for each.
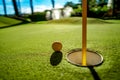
[2,0,7,16]
[30,0,34,15]
[51,0,55,8]
[12,0,19,16]
[17,0,21,15]
[64,1,75,8]
[88,0,97,7]
[106,0,120,16]
[98,0,107,7]
[87,0,96,16]
[99,0,105,3]
[112,0,120,17]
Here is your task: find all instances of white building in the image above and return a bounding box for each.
[63,6,73,18]
[52,9,62,20]
[45,6,73,20]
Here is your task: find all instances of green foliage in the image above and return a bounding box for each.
[101,5,109,12]
[88,0,97,8]
[64,1,75,8]
[90,5,109,17]
[29,12,46,22]
[72,5,82,16]
[90,6,102,16]
[64,1,82,17]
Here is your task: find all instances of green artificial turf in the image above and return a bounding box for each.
[0,17,120,80]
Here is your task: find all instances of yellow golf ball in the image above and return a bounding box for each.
[52,42,62,51]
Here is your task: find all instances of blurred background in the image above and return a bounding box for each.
[0,0,120,22]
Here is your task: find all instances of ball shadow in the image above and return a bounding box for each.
[50,51,63,66]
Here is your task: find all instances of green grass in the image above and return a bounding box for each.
[0,17,120,80]
[46,17,113,24]
[0,16,22,27]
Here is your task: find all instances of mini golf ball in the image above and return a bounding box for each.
[52,42,62,51]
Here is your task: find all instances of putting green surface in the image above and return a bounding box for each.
[0,17,120,80]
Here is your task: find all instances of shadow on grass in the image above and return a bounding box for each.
[88,66,101,80]
[0,22,29,29]
[50,51,63,66]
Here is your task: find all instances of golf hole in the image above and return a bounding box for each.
[66,49,103,67]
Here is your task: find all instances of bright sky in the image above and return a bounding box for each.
[0,0,80,15]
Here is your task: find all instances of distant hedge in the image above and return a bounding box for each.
[89,5,109,18]
[29,12,46,22]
